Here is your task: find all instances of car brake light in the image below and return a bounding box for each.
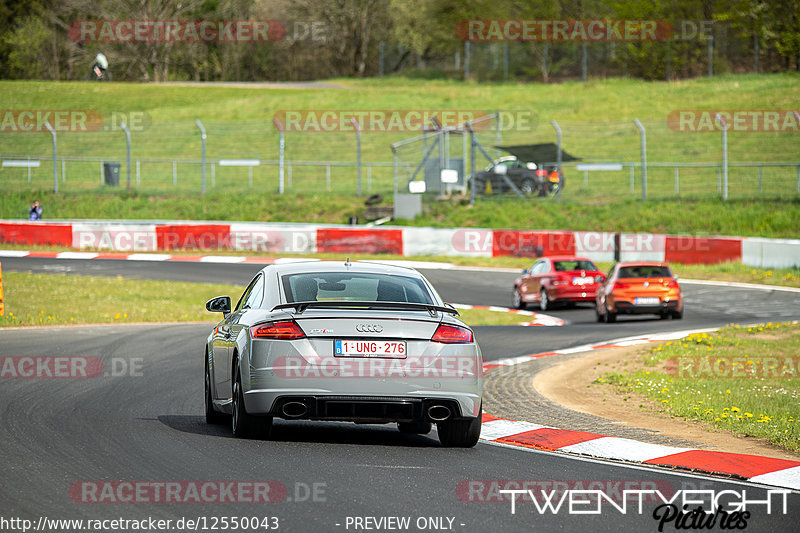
[666,279,679,288]
[613,282,629,290]
[250,321,306,340]
[431,324,473,344]
[536,169,547,177]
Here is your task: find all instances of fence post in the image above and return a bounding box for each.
[754,34,759,73]
[391,149,398,194]
[44,122,57,193]
[581,43,588,82]
[273,118,285,194]
[633,119,647,200]
[715,113,728,200]
[503,42,509,81]
[195,119,207,194]
[350,118,362,196]
[119,122,131,193]
[758,165,762,193]
[467,121,476,205]
[707,35,714,77]
[464,41,470,80]
[674,167,679,195]
[550,119,563,203]
[795,113,800,194]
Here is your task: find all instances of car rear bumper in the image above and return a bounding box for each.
[244,390,481,422]
[613,299,681,314]
[549,287,598,302]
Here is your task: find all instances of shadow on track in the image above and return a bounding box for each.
[158,415,442,447]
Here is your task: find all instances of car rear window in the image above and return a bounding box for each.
[282,272,434,304]
[618,266,673,278]
[553,260,598,272]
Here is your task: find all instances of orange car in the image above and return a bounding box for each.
[595,262,683,322]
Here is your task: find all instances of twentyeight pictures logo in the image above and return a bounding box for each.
[69,20,286,42]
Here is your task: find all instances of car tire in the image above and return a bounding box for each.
[205,356,229,425]
[437,406,482,448]
[398,421,432,435]
[672,309,684,319]
[604,308,617,323]
[539,288,549,311]
[595,305,604,322]
[659,312,669,320]
[520,179,536,195]
[232,369,272,439]
[512,288,526,309]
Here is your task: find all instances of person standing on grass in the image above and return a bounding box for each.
[29,200,42,220]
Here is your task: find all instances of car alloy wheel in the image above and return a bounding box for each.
[520,179,535,195]
[512,288,525,309]
[539,288,549,311]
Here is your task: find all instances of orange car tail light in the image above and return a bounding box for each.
[432,324,473,344]
[251,321,306,340]
[665,279,679,288]
[613,282,630,290]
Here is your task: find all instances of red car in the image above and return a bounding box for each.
[512,256,605,311]
[595,261,683,322]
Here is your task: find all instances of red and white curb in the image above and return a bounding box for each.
[452,303,564,327]
[479,412,800,491]
[480,328,800,490]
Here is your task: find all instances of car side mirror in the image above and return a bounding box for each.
[673,275,679,281]
[521,268,528,274]
[206,296,231,318]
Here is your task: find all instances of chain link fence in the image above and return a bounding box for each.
[2,114,798,200]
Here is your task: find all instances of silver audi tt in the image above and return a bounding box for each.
[204,260,483,447]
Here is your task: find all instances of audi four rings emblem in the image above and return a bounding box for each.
[356,324,383,333]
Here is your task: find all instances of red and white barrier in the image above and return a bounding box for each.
[1,220,798,268]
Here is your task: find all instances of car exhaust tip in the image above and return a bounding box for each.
[281,401,308,418]
[427,405,451,421]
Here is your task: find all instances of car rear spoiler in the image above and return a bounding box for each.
[272,301,459,317]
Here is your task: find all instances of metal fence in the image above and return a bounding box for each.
[2,114,798,201]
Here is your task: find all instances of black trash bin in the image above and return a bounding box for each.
[103,162,120,186]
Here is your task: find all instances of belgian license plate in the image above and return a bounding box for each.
[572,277,591,285]
[334,340,406,358]
[635,297,659,305]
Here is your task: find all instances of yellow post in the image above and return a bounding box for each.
[0,261,4,316]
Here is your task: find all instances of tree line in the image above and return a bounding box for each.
[1,0,798,82]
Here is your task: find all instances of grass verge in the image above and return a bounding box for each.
[3,190,799,239]
[0,271,527,328]
[600,322,800,452]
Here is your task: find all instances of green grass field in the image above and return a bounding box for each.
[1,75,799,200]
[601,322,800,452]
[0,271,528,328]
